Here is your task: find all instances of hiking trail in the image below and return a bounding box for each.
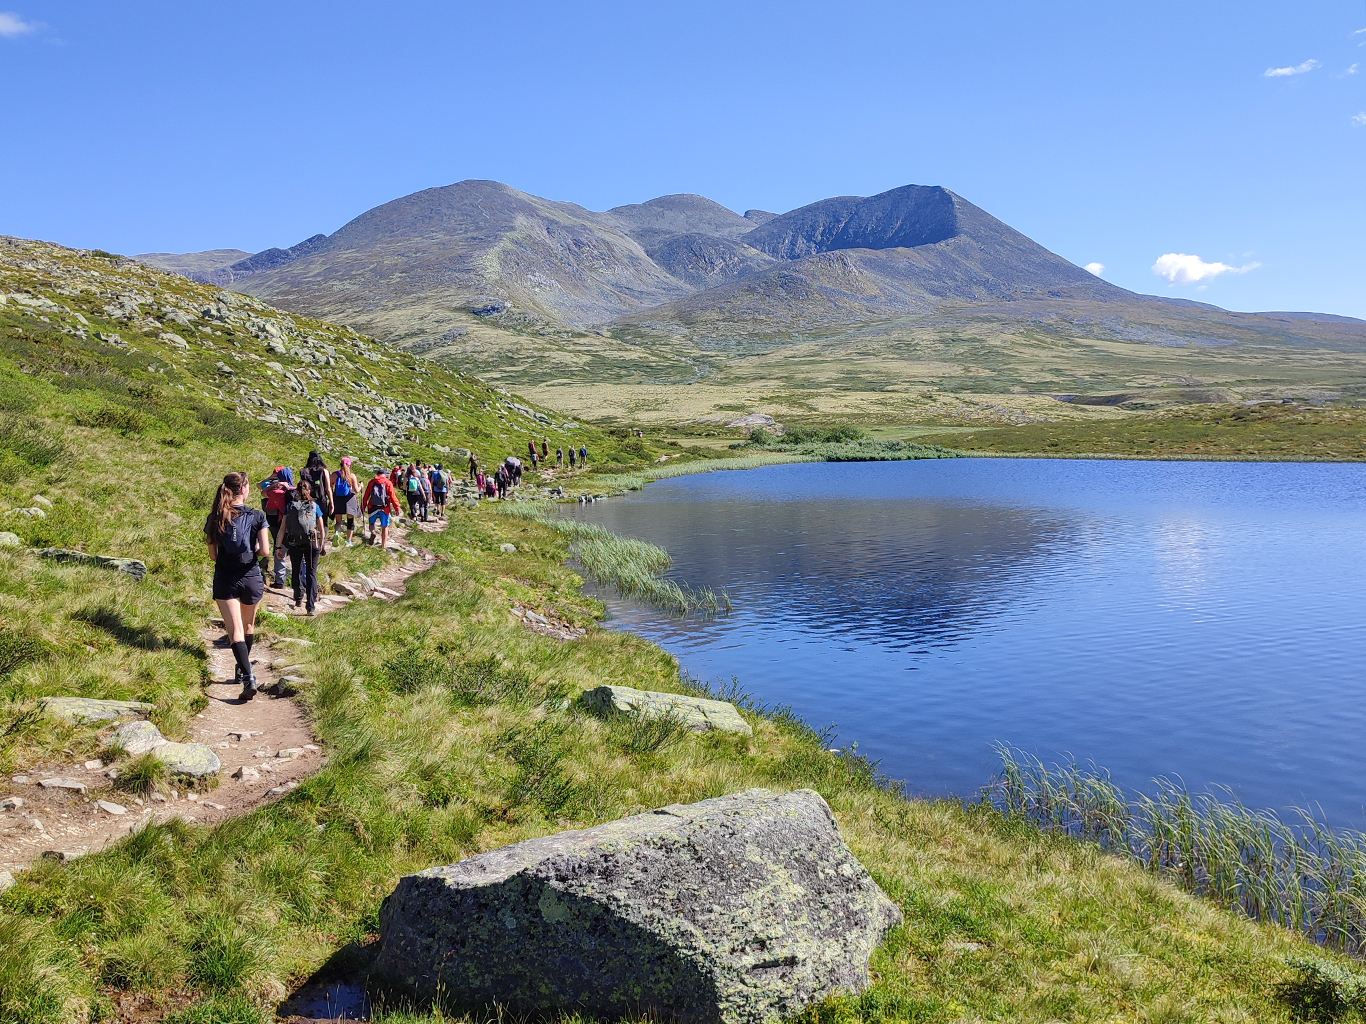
[0,518,445,878]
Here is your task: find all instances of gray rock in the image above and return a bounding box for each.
[0,532,20,547]
[39,778,87,794]
[583,684,753,736]
[0,870,13,892]
[33,548,148,581]
[109,719,168,756]
[41,696,156,723]
[154,742,221,777]
[0,796,21,810]
[96,800,127,815]
[373,788,901,1023]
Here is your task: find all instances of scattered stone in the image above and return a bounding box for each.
[333,580,363,598]
[232,766,260,782]
[304,744,320,751]
[276,748,304,759]
[201,800,226,810]
[40,696,155,724]
[41,848,89,863]
[154,742,222,777]
[33,547,148,581]
[0,532,20,547]
[227,730,262,742]
[39,778,87,794]
[0,870,13,892]
[373,789,901,1022]
[31,495,52,509]
[11,776,28,785]
[1,796,21,810]
[266,781,299,797]
[26,818,44,832]
[83,759,103,771]
[151,793,167,803]
[582,684,753,736]
[96,800,127,815]
[108,719,169,756]
[271,659,303,671]
[274,637,314,647]
[374,586,402,598]
[7,507,46,518]
[498,543,517,553]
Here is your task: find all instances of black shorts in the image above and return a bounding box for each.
[213,568,265,604]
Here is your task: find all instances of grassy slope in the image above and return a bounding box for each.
[0,238,1347,1023]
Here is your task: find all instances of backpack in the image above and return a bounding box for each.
[334,474,353,499]
[367,479,388,511]
[283,499,317,547]
[218,510,258,565]
[406,475,420,494]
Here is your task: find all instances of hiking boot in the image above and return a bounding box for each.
[240,674,258,701]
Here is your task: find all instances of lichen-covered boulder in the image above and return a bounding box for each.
[154,742,220,777]
[108,719,167,756]
[34,548,147,581]
[41,696,156,723]
[583,684,753,736]
[373,788,902,1024]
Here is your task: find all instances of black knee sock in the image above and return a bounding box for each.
[245,633,255,653]
[230,640,251,677]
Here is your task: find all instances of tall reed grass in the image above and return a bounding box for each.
[499,504,730,615]
[992,745,1366,956]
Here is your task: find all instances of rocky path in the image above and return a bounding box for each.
[0,520,444,882]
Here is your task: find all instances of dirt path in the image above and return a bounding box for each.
[0,520,444,878]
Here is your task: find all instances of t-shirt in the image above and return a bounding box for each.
[206,506,267,578]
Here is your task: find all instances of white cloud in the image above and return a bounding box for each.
[1353,112,1366,126]
[1348,63,1360,75]
[1264,58,1320,77]
[1083,262,1104,277]
[0,11,37,36]
[1152,253,1260,285]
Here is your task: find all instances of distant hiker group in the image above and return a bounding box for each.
[203,438,590,700]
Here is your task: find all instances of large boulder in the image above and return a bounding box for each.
[41,696,156,723]
[583,684,753,736]
[373,788,901,1023]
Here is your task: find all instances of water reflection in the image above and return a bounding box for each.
[567,459,1366,825]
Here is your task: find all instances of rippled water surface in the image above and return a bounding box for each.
[566,459,1366,823]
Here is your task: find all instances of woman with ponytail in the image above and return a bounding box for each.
[204,471,271,700]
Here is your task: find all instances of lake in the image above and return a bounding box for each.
[565,458,1366,825]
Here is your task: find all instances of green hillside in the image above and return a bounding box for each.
[0,236,1357,1023]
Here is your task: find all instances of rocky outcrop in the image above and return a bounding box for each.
[583,684,753,736]
[34,548,147,581]
[40,696,155,723]
[373,788,901,1023]
[108,719,220,776]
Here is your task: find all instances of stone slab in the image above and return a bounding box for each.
[583,684,753,736]
[154,742,221,777]
[374,788,901,1024]
[108,719,168,756]
[41,696,155,723]
[34,547,147,581]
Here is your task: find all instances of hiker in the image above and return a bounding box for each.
[278,479,326,615]
[430,462,449,517]
[259,466,295,588]
[495,465,507,499]
[332,456,361,545]
[475,469,485,498]
[418,466,432,521]
[528,440,537,462]
[468,452,478,481]
[301,451,332,523]
[568,446,576,468]
[403,464,423,520]
[363,467,400,549]
[578,445,588,465]
[205,471,270,699]
[556,447,563,466]
[541,438,549,460]
[484,474,497,499]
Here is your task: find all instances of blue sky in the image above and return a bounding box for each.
[2,1,1363,316]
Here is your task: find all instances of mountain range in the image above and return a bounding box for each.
[136,181,1366,424]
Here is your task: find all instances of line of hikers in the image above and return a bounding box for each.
[203,440,590,700]
[465,439,589,501]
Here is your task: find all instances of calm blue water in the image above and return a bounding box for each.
[566,459,1366,824]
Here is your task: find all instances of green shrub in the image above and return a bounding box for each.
[187,917,265,991]
[0,414,68,467]
[0,631,54,675]
[1280,954,1366,1021]
[75,403,149,436]
[163,992,268,1024]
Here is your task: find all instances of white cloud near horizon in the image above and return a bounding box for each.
[1352,112,1366,126]
[1264,58,1320,77]
[1083,262,1104,277]
[1348,63,1360,75]
[0,11,37,36]
[1152,253,1260,285]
